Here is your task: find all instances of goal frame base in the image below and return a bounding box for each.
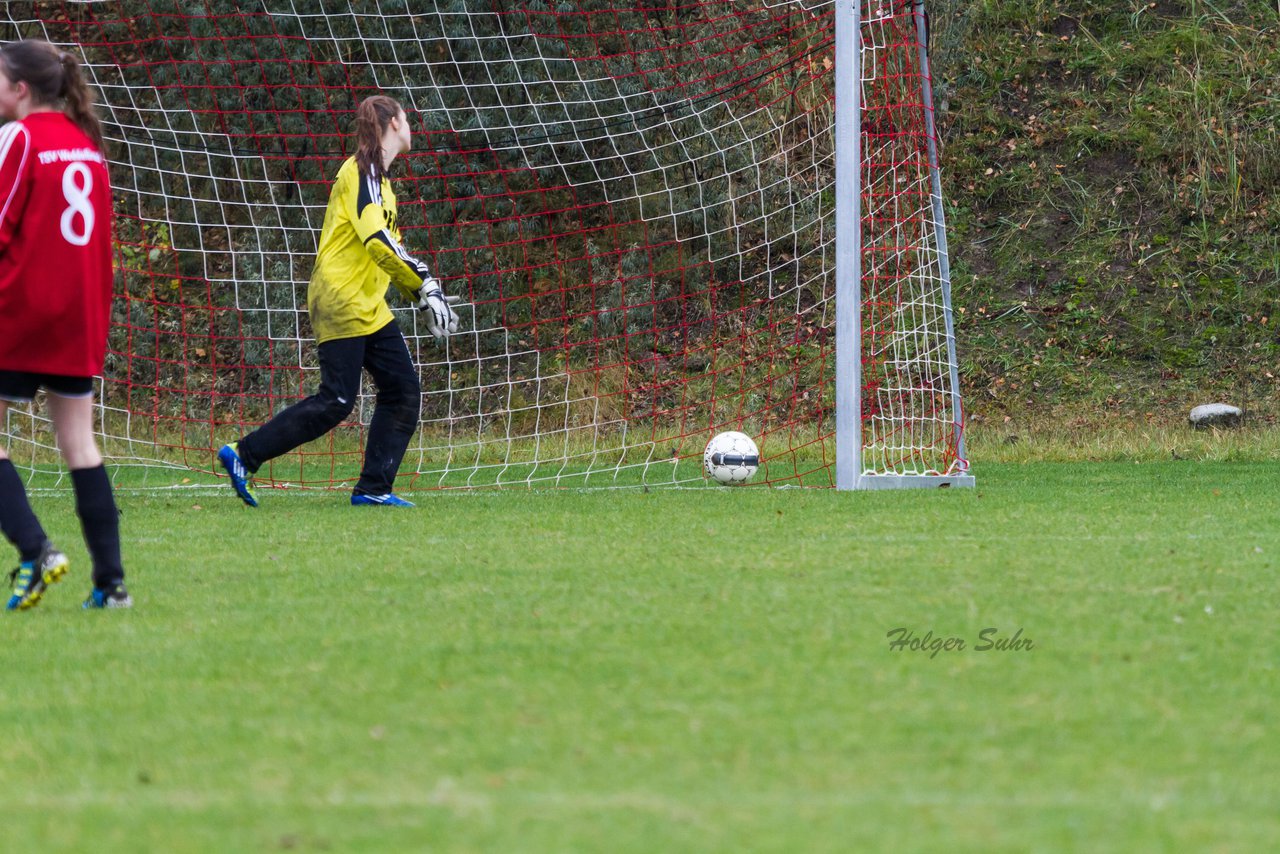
[854,474,975,490]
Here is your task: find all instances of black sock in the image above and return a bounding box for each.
[71,465,124,589]
[234,435,260,474]
[0,459,46,563]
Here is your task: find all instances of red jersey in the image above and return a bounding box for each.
[0,111,113,376]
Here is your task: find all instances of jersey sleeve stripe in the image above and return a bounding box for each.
[364,228,431,279]
[358,172,382,213]
[390,233,430,276]
[0,123,31,226]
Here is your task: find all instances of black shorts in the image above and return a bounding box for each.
[0,370,95,402]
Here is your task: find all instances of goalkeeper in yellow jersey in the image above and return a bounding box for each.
[217,95,459,508]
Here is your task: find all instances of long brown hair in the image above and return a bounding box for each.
[353,95,403,178]
[0,39,103,149]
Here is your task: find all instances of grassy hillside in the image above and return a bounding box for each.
[929,0,1279,423]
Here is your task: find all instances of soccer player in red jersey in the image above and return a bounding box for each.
[0,40,131,610]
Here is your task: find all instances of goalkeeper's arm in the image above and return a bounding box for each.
[347,170,462,341]
[363,228,432,301]
[349,169,435,302]
[362,231,461,342]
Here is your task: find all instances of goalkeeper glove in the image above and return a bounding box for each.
[415,278,462,343]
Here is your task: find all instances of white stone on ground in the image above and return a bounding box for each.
[1188,403,1243,429]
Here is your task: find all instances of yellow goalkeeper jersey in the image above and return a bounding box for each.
[307,156,432,343]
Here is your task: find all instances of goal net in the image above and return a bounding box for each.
[1,0,968,490]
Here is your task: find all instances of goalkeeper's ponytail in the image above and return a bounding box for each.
[354,95,402,179]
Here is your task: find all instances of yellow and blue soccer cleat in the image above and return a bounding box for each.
[217,442,258,507]
[6,565,40,611]
[5,544,69,611]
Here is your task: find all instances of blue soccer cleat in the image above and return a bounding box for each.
[351,492,415,507]
[217,442,258,507]
[83,583,133,609]
[5,544,69,611]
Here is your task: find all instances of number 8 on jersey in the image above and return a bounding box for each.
[0,111,114,377]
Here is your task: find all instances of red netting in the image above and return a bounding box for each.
[2,1,963,488]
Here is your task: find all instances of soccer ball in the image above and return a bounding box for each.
[703,431,760,485]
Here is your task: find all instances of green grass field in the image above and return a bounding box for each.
[4,460,1279,852]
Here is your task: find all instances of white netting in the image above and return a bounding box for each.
[858,4,966,476]
[0,1,964,489]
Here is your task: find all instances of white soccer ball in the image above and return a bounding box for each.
[703,431,760,485]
